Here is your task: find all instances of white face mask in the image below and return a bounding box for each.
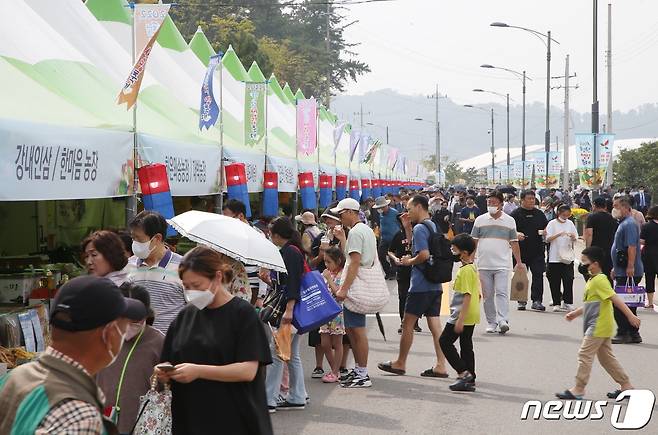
[124,321,145,341]
[487,206,499,216]
[102,323,126,368]
[132,237,155,259]
[185,289,215,310]
[612,208,623,220]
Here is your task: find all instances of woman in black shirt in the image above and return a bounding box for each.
[156,246,273,435]
[640,206,658,309]
[388,213,420,333]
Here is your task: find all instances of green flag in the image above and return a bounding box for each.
[245,82,266,146]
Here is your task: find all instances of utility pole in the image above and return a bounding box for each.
[522,70,527,187]
[592,0,600,186]
[552,55,577,190]
[545,30,552,191]
[325,1,331,108]
[606,1,614,186]
[490,108,495,181]
[427,85,447,184]
[354,103,370,129]
[506,93,510,184]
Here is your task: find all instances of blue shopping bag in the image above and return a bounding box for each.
[614,277,647,308]
[292,270,341,334]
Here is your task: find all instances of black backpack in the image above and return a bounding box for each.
[419,221,453,284]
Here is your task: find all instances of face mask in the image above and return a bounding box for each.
[102,323,126,368]
[558,217,567,223]
[578,263,591,278]
[450,249,462,263]
[487,206,499,216]
[132,238,155,259]
[611,209,622,220]
[124,321,145,341]
[185,288,215,310]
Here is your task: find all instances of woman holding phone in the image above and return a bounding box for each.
[155,246,273,435]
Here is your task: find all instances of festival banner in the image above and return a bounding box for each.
[2,119,134,200]
[387,147,399,171]
[575,133,614,189]
[333,121,347,156]
[511,161,523,188]
[547,151,561,188]
[244,82,266,146]
[530,153,547,188]
[199,54,222,130]
[118,3,170,110]
[296,98,318,156]
[363,139,381,166]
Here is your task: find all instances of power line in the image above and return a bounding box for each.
[172,0,397,6]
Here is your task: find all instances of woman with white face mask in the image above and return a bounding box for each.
[96,283,164,435]
[545,205,578,312]
[155,246,273,435]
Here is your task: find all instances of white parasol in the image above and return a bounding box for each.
[167,210,286,272]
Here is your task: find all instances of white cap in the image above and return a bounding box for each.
[331,198,360,214]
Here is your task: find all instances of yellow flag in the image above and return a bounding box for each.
[117,4,170,110]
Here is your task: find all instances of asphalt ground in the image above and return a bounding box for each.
[271,261,658,435]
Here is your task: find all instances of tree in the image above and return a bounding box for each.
[613,141,658,194]
[444,161,464,186]
[462,167,479,186]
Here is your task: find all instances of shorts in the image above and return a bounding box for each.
[308,328,321,347]
[343,307,366,328]
[405,291,442,318]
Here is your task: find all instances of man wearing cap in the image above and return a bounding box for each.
[373,196,400,280]
[295,210,322,257]
[309,206,343,272]
[0,276,146,435]
[332,198,378,388]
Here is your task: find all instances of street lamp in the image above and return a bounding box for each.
[473,89,511,184]
[365,122,389,144]
[413,117,441,184]
[464,104,495,185]
[481,64,531,186]
[491,22,560,190]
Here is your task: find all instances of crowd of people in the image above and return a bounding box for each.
[0,181,654,433]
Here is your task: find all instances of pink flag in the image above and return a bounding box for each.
[296,98,318,156]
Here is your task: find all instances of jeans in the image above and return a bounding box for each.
[546,262,574,305]
[439,323,475,379]
[479,269,509,326]
[378,239,394,277]
[613,276,641,337]
[266,331,306,406]
[514,256,546,303]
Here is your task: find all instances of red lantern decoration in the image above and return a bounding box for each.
[263,171,278,189]
[225,163,247,186]
[371,179,380,188]
[349,179,360,191]
[298,172,315,188]
[361,179,371,189]
[319,174,332,188]
[336,174,348,187]
[137,163,170,195]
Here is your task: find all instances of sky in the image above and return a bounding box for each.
[340,0,658,114]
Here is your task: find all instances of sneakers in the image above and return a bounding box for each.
[553,305,567,312]
[612,334,631,344]
[485,324,498,333]
[268,406,277,414]
[449,373,476,392]
[413,324,423,333]
[630,334,643,344]
[563,303,574,312]
[498,320,510,334]
[339,369,356,383]
[531,301,546,311]
[340,374,372,388]
[517,302,527,311]
[276,401,306,411]
[311,367,324,378]
[339,367,348,376]
[322,372,339,383]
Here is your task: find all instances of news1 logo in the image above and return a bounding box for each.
[520,390,655,429]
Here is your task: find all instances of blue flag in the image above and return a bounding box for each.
[199,53,222,130]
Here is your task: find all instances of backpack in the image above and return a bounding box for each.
[419,221,453,284]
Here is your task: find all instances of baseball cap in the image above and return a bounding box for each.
[320,208,341,222]
[50,276,147,332]
[330,198,360,214]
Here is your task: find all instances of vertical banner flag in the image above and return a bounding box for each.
[199,54,222,130]
[359,133,370,164]
[598,134,614,180]
[297,98,318,156]
[362,139,381,166]
[547,151,561,188]
[575,133,614,189]
[531,153,547,188]
[387,147,399,171]
[118,3,170,109]
[245,82,266,146]
[522,161,534,189]
[349,130,361,162]
[512,161,523,188]
[333,121,347,156]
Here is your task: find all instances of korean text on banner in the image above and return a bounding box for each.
[297,98,318,156]
[547,151,561,188]
[199,54,222,130]
[2,119,134,200]
[118,3,170,110]
[576,133,612,189]
[531,153,547,189]
[245,82,266,147]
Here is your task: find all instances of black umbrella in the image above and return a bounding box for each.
[375,312,387,341]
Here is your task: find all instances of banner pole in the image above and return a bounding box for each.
[293,98,299,216]
[263,79,269,218]
[216,59,225,214]
[127,3,138,226]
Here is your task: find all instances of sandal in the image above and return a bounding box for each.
[420,368,449,378]
[377,361,405,375]
[555,390,583,400]
[606,389,631,400]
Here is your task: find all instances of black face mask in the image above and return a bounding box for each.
[578,263,591,277]
[451,251,462,262]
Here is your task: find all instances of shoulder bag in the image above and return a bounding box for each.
[342,257,389,315]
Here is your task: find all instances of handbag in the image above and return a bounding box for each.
[130,375,172,435]
[259,283,285,327]
[289,246,341,334]
[272,323,293,361]
[558,240,575,264]
[614,277,647,308]
[342,258,389,314]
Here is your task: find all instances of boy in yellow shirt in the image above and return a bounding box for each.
[439,234,480,392]
[556,246,640,400]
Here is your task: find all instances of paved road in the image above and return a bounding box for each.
[271,267,658,435]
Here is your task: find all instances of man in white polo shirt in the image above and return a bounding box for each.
[471,191,525,334]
